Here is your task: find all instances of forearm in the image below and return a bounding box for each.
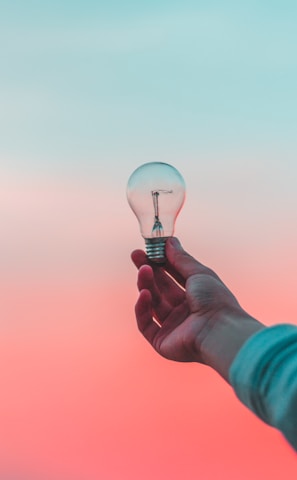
[197,308,265,382]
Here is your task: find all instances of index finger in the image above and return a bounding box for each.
[131,249,185,306]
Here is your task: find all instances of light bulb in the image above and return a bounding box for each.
[127,162,186,263]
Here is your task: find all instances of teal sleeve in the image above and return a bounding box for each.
[229,324,297,451]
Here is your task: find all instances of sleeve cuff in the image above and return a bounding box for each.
[229,324,297,450]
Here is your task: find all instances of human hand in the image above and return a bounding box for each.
[131,238,264,381]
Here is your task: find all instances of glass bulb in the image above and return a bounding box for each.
[127,162,186,263]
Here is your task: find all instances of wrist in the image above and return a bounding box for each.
[196,308,265,383]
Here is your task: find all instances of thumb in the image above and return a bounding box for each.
[166,237,207,280]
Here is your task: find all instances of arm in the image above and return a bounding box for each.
[131,237,297,451]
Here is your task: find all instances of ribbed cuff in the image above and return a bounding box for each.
[229,324,297,450]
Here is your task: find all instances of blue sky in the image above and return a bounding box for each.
[1,1,297,174]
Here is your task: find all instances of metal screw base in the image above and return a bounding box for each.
[145,237,169,263]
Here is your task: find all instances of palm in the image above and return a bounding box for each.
[131,250,216,362]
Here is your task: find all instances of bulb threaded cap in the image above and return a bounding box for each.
[145,237,169,263]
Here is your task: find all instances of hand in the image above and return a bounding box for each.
[131,238,264,381]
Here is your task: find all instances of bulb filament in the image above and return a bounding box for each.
[151,190,173,237]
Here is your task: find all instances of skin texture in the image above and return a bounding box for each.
[131,237,265,382]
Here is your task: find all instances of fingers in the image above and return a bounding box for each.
[135,289,189,355]
[137,265,173,321]
[131,239,222,320]
[132,247,185,303]
[131,249,148,269]
[131,240,220,287]
[153,267,185,306]
[135,289,161,344]
[165,238,221,284]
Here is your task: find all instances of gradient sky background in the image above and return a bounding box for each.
[1,1,297,479]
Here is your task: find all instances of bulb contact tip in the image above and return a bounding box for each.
[145,237,169,263]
